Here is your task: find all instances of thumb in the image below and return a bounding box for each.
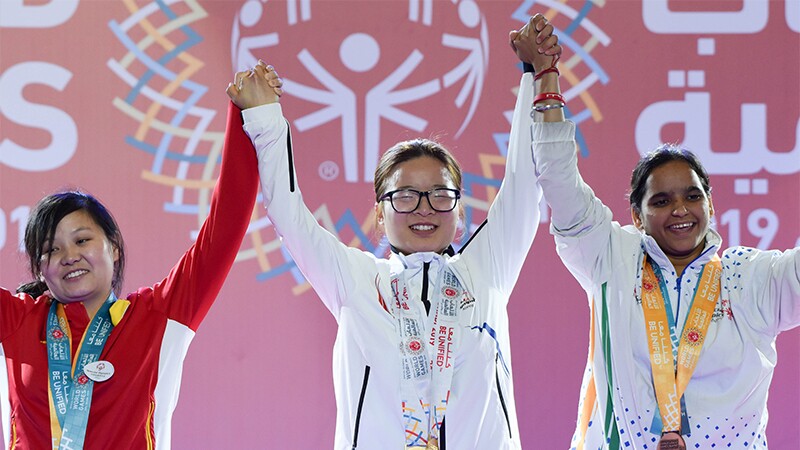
[226,82,240,100]
[509,31,519,50]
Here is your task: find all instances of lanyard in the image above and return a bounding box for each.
[641,256,721,434]
[47,294,116,450]
[391,261,462,447]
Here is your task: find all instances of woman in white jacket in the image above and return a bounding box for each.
[226,15,561,450]
[520,26,800,450]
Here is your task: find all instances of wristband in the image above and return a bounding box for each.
[534,67,560,81]
[533,92,565,105]
[531,102,565,113]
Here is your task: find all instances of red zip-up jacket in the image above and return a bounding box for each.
[0,103,257,450]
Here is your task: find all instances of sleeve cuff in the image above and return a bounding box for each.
[531,121,576,143]
[241,102,282,125]
[522,62,535,74]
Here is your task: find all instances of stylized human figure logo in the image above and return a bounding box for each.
[232,0,488,182]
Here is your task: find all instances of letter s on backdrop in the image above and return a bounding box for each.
[0,0,79,28]
[0,62,77,172]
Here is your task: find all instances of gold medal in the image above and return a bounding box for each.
[657,431,686,450]
[407,437,439,450]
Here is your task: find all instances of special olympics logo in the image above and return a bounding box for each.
[318,160,340,181]
[685,329,702,345]
[219,0,611,289]
[232,0,489,183]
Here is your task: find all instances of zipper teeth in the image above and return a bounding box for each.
[421,262,430,314]
[674,247,712,318]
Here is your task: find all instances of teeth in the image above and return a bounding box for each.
[65,270,87,280]
[411,224,434,231]
[671,223,692,230]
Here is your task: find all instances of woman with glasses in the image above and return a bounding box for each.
[227,15,559,450]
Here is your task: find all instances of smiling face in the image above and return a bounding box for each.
[39,210,119,314]
[376,156,460,255]
[632,160,714,271]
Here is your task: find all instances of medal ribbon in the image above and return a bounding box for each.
[640,256,721,433]
[47,294,116,450]
[391,263,462,447]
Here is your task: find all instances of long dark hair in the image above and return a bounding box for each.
[16,191,126,298]
[629,144,711,214]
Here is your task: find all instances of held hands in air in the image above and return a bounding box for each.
[509,13,562,73]
[226,60,284,110]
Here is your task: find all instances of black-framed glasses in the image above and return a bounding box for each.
[379,188,461,213]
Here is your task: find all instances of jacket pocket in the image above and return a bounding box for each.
[9,414,16,450]
[495,356,512,438]
[145,399,155,449]
[351,365,371,449]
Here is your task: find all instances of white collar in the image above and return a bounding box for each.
[641,228,722,270]
[390,251,446,280]
[641,227,722,272]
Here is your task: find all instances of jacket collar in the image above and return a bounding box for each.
[389,244,455,257]
[641,227,722,272]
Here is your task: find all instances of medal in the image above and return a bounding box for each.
[657,431,686,450]
[393,261,461,448]
[641,256,722,435]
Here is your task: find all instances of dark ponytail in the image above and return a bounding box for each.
[15,280,48,298]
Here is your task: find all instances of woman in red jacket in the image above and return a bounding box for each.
[0,102,258,450]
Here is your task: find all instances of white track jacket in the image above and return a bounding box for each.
[242,73,543,449]
[532,121,800,449]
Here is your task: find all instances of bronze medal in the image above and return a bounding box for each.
[657,431,686,450]
[426,437,439,450]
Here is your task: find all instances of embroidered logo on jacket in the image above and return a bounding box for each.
[711,298,734,322]
[460,292,475,310]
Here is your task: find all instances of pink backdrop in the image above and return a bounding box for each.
[1,1,798,448]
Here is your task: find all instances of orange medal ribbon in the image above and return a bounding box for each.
[640,255,722,433]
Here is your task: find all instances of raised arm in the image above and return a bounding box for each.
[229,62,376,320]
[456,15,562,295]
[510,13,565,124]
[149,99,260,330]
[0,288,39,342]
[520,15,620,290]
